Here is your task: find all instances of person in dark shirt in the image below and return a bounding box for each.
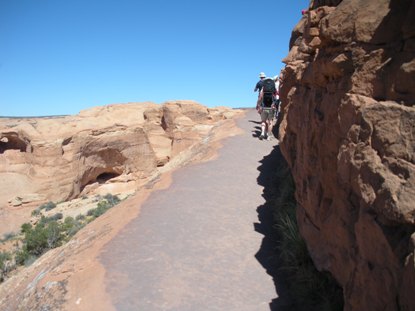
[256,77,278,141]
[254,72,266,96]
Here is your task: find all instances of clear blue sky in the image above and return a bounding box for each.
[1,0,309,116]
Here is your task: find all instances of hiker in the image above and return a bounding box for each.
[273,74,281,121]
[254,72,266,97]
[274,75,280,102]
[256,77,277,140]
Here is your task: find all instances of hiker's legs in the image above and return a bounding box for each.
[266,109,275,140]
[259,110,268,138]
[267,119,273,136]
[269,108,275,134]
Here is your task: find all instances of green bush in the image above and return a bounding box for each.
[75,214,86,221]
[87,194,120,219]
[31,208,41,217]
[104,193,121,206]
[45,221,63,249]
[23,255,38,267]
[38,214,63,226]
[39,201,57,211]
[49,213,63,221]
[21,223,32,234]
[62,216,84,238]
[13,194,120,271]
[24,223,49,256]
[20,220,64,258]
[0,251,11,282]
[271,160,343,311]
[15,249,30,266]
[87,202,108,218]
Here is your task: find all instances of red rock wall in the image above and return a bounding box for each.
[279,0,415,310]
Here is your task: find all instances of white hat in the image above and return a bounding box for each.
[259,72,266,78]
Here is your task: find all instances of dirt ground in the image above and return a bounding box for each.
[98,109,278,310]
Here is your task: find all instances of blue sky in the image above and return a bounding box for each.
[0,0,309,116]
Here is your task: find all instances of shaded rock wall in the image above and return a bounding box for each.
[279,0,415,310]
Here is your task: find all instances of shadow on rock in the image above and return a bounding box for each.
[254,144,297,311]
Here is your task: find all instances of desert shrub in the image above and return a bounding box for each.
[39,201,57,211]
[75,214,86,221]
[272,160,343,311]
[12,195,121,271]
[87,202,109,218]
[15,215,85,268]
[21,223,32,234]
[31,208,41,217]
[49,213,63,221]
[0,251,12,282]
[14,249,36,267]
[14,249,29,266]
[45,221,63,249]
[87,194,120,219]
[62,216,84,237]
[23,255,38,267]
[23,224,49,256]
[104,193,120,206]
[38,214,63,227]
[63,216,75,226]
[20,220,64,259]
[1,231,17,242]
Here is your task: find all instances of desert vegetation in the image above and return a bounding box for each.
[0,193,121,283]
[271,159,343,310]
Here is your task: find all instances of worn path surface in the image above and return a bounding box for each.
[100,109,280,310]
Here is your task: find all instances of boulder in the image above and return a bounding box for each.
[279,0,415,310]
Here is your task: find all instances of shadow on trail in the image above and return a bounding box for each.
[249,117,282,140]
[249,119,262,138]
[254,144,297,310]
[248,119,262,124]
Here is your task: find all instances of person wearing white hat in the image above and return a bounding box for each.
[256,75,278,141]
[254,72,266,97]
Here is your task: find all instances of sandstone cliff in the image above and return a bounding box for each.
[279,0,415,310]
[0,101,237,236]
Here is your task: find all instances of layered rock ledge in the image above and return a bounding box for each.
[0,101,238,236]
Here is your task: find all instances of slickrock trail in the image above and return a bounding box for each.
[99,109,280,310]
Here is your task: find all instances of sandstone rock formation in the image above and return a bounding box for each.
[0,101,241,310]
[0,101,237,236]
[279,0,415,310]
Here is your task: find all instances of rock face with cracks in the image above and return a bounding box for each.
[0,101,236,235]
[0,101,241,311]
[279,0,415,310]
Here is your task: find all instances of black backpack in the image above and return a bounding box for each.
[262,78,276,107]
[262,78,276,93]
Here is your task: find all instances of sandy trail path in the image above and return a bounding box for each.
[99,109,279,310]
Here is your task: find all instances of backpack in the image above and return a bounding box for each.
[262,77,276,93]
[262,92,274,107]
[261,78,276,107]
